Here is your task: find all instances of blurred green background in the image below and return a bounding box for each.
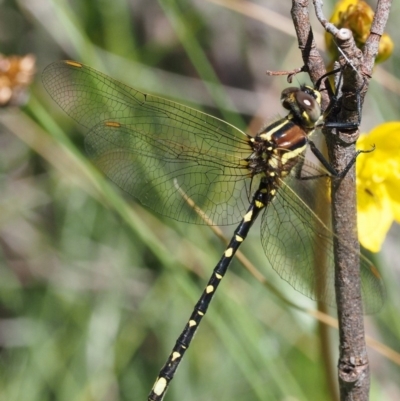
[0,0,400,400]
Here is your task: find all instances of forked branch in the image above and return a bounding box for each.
[291,1,392,401]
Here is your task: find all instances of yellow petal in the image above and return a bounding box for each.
[357,184,393,252]
[356,122,400,251]
[386,181,400,222]
[363,122,400,149]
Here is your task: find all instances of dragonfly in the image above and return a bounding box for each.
[42,60,385,401]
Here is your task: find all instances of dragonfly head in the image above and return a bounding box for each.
[281,85,322,130]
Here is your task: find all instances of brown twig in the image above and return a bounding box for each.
[315,0,392,398]
[299,1,392,401]
[314,0,369,399]
[363,0,393,75]
[266,66,307,83]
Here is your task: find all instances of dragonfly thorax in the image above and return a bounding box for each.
[246,85,323,180]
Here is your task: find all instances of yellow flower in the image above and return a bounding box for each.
[356,122,400,252]
[325,0,393,64]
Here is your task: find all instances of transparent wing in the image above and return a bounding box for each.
[43,61,385,312]
[42,61,252,225]
[261,159,385,314]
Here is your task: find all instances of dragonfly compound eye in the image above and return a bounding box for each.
[295,90,321,125]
